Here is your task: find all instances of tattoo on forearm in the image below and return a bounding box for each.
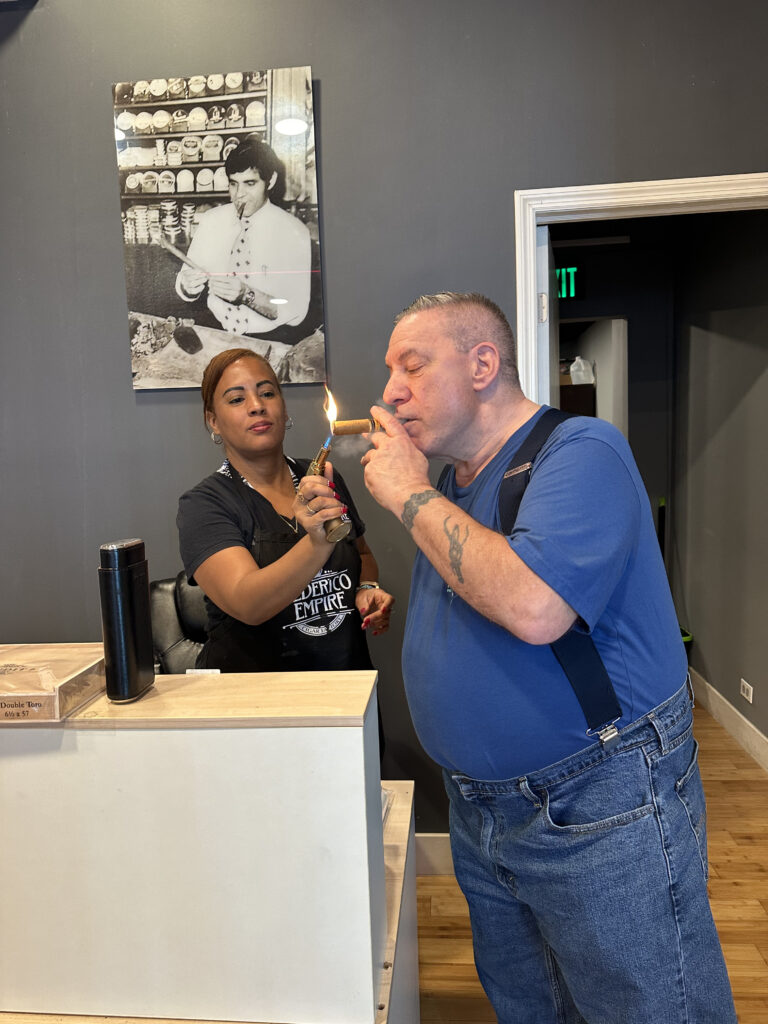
[401,489,442,531]
[443,517,469,583]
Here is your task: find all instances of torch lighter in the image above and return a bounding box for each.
[308,435,352,543]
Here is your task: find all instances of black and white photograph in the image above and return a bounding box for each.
[113,65,326,389]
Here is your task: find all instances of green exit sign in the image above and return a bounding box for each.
[556,266,579,299]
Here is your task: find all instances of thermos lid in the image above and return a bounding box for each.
[99,538,146,569]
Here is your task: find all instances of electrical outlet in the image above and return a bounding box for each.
[740,678,753,704]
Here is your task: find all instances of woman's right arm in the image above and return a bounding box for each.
[193,462,346,626]
[193,536,330,626]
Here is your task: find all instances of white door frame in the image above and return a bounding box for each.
[514,172,768,402]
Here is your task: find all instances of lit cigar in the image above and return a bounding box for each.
[332,417,381,435]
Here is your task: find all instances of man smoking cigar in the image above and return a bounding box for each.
[175,138,311,337]
[361,291,735,1024]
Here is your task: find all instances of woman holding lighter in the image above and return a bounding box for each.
[177,348,394,675]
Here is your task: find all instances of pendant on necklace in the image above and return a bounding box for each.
[279,514,299,534]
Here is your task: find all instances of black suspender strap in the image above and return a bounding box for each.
[497,408,574,532]
[550,631,622,741]
[440,407,623,747]
[497,408,623,745]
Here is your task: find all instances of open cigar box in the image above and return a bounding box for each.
[0,643,105,723]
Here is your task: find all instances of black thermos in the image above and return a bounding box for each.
[98,539,155,703]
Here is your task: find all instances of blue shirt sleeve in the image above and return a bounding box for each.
[508,430,643,632]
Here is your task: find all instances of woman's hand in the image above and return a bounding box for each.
[356,586,395,636]
[294,460,348,545]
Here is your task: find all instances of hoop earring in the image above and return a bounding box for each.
[211,431,223,445]
[285,416,294,430]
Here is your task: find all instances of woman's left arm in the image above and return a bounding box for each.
[354,536,395,635]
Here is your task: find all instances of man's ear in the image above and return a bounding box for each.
[470,342,501,391]
[267,171,278,191]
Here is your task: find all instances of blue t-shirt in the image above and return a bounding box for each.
[402,408,688,780]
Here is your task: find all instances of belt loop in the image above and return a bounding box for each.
[518,777,542,809]
[649,711,668,753]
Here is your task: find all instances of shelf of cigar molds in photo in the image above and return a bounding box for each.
[119,162,229,175]
[114,89,267,111]
[120,198,319,213]
[116,125,267,145]
[121,191,229,200]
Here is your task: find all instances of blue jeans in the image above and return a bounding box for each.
[445,682,736,1023]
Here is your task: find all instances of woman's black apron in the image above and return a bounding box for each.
[197,459,372,675]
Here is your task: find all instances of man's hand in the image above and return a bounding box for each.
[178,266,208,298]
[361,405,433,517]
[209,274,247,303]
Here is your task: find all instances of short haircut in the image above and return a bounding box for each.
[395,292,520,388]
[225,136,286,205]
[200,348,280,429]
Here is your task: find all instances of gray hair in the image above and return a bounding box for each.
[394,292,520,388]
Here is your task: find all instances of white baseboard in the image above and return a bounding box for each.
[415,674,768,876]
[415,832,453,875]
[690,667,768,773]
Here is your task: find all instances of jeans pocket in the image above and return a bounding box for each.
[541,747,655,834]
[675,739,709,879]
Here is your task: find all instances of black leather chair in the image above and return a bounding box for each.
[149,571,207,673]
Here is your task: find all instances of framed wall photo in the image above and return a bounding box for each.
[112,66,326,389]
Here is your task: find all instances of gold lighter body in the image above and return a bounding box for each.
[308,441,352,544]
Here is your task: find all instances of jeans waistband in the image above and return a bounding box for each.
[452,678,693,797]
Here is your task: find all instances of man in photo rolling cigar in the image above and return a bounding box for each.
[361,292,735,1024]
[175,138,311,338]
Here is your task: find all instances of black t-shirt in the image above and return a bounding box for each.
[177,458,372,673]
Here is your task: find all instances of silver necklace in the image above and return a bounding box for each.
[231,460,299,534]
[278,512,299,534]
[279,465,301,533]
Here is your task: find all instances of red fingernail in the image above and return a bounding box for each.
[342,505,348,513]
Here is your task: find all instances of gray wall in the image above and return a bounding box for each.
[1,0,767,829]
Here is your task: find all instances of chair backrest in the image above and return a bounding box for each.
[149,571,207,674]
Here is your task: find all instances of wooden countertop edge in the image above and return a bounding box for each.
[63,713,370,730]
[68,673,377,729]
[375,781,416,1024]
[2,668,379,730]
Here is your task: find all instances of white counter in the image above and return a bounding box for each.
[0,661,416,1023]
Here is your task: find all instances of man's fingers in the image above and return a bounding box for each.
[370,405,408,438]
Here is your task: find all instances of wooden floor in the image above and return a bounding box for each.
[417,704,768,1023]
